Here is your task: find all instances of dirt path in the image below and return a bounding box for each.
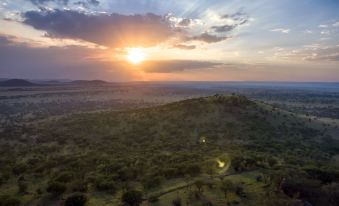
[143,169,258,201]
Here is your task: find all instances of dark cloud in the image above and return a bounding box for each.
[211,25,236,33]
[74,0,100,7]
[178,18,192,27]
[211,11,248,33]
[22,10,176,48]
[189,32,229,43]
[142,60,223,73]
[222,11,247,21]
[173,44,196,50]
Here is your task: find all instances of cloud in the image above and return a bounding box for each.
[304,47,339,61]
[321,30,330,35]
[20,9,245,49]
[188,32,229,43]
[221,11,247,21]
[0,34,226,79]
[275,44,339,62]
[0,35,133,80]
[178,18,192,27]
[211,11,248,33]
[29,0,70,6]
[318,24,328,28]
[271,28,290,34]
[333,21,339,27]
[22,9,176,48]
[211,25,237,33]
[173,44,196,50]
[74,0,100,7]
[141,60,223,73]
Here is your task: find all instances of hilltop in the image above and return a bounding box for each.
[0,95,338,206]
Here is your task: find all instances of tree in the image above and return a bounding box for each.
[65,193,87,206]
[54,171,73,183]
[17,180,27,194]
[46,181,66,196]
[195,180,205,194]
[220,180,234,199]
[95,179,116,194]
[172,197,182,206]
[122,190,143,206]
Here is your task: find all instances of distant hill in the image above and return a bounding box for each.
[70,80,109,85]
[0,79,41,87]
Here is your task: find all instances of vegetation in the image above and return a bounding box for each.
[0,94,338,205]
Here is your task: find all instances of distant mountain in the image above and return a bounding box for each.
[0,79,41,87]
[70,80,109,85]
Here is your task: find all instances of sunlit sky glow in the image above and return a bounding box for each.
[0,0,338,81]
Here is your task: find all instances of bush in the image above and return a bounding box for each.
[70,180,88,192]
[148,195,159,203]
[235,185,246,198]
[54,172,73,183]
[0,195,21,206]
[220,180,235,199]
[95,179,116,194]
[65,193,87,206]
[46,181,67,196]
[122,190,143,206]
[17,180,28,194]
[172,197,182,206]
[143,176,162,189]
[12,163,26,175]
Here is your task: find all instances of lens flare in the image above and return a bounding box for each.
[217,159,225,168]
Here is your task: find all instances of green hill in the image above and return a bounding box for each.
[1,95,338,206]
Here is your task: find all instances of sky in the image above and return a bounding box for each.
[0,0,339,81]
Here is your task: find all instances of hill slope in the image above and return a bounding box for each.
[1,95,339,206]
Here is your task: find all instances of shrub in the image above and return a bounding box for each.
[195,180,205,193]
[122,190,143,206]
[0,195,21,206]
[46,181,67,196]
[172,197,182,206]
[17,180,28,194]
[220,180,235,199]
[12,163,26,175]
[54,172,73,183]
[148,196,159,203]
[0,174,3,186]
[143,176,162,189]
[65,193,87,206]
[70,180,88,193]
[95,179,116,194]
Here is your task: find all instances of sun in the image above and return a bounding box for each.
[127,48,145,64]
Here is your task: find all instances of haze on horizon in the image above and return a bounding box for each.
[0,0,339,82]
